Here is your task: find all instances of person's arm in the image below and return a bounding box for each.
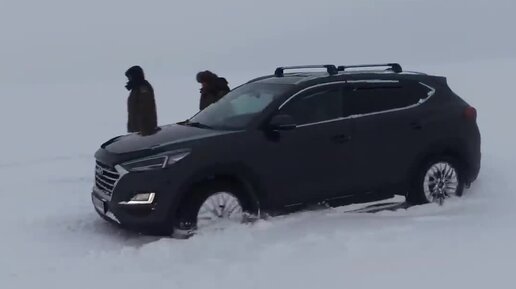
[199,88,208,110]
[138,86,157,135]
[127,91,138,133]
[199,96,206,110]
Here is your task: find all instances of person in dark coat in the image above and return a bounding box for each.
[196,70,230,110]
[125,65,158,135]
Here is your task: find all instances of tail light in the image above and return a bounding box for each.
[463,106,477,121]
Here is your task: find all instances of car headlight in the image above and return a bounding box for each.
[121,149,191,172]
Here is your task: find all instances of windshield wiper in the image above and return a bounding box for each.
[184,121,213,129]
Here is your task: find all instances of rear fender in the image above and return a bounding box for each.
[407,138,469,188]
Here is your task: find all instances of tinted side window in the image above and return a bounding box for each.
[281,87,342,125]
[345,81,429,116]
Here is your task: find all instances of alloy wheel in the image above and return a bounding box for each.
[423,162,460,205]
[197,192,244,228]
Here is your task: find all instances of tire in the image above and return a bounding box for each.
[173,181,258,237]
[407,156,464,205]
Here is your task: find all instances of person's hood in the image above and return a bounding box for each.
[100,124,237,155]
[125,65,145,81]
[125,65,151,91]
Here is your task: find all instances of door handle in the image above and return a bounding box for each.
[332,134,351,143]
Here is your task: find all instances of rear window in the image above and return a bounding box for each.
[344,81,432,116]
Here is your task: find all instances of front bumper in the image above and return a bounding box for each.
[91,167,187,234]
[91,187,171,234]
[91,187,122,225]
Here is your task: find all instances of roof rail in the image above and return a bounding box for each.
[274,65,338,77]
[337,63,402,73]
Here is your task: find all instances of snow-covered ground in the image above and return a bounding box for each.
[1,57,515,289]
[2,1,516,288]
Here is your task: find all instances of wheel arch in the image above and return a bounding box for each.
[407,139,469,190]
[170,163,264,220]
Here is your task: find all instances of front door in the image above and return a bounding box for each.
[258,84,354,206]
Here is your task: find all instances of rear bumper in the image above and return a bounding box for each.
[465,126,481,184]
[467,154,481,184]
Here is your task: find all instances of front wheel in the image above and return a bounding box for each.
[173,182,258,237]
[196,191,245,228]
[408,157,464,205]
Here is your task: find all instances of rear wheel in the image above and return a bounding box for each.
[173,181,258,237]
[408,157,464,205]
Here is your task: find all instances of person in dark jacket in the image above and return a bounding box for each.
[125,65,158,135]
[196,70,230,110]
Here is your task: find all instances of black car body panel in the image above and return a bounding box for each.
[91,64,481,234]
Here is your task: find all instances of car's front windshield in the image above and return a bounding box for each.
[186,82,293,130]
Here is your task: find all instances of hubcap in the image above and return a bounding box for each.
[197,192,243,229]
[423,162,459,205]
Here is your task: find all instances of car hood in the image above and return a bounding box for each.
[101,124,238,154]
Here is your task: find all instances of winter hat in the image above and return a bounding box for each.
[196,70,218,83]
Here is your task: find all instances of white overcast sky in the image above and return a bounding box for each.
[1,0,515,84]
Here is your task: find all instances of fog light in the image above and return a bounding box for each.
[119,192,156,205]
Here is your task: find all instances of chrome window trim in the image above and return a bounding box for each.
[278,81,348,110]
[418,82,436,97]
[346,79,400,84]
[278,80,436,128]
[297,117,345,128]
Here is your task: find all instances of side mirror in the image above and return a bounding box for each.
[269,114,297,131]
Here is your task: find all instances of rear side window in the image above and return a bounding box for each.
[281,87,342,125]
[344,81,430,116]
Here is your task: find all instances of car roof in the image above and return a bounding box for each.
[247,64,442,87]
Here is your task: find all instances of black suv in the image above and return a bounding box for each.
[91,63,481,236]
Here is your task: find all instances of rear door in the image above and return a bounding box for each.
[345,79,433,193]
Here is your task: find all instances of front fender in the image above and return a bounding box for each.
[166,162,266,222]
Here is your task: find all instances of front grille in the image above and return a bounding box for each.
[95,161,121,196]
